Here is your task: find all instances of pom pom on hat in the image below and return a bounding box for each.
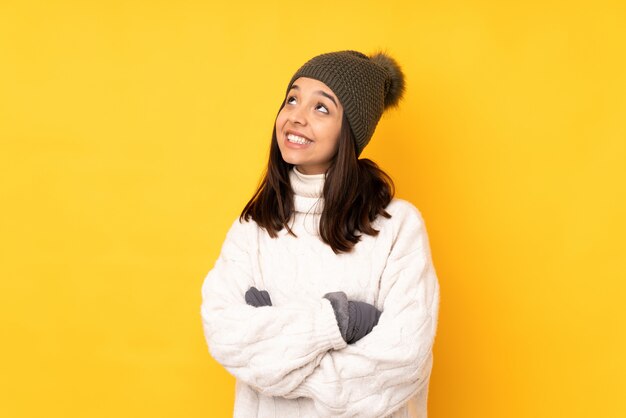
[369,50,406,110]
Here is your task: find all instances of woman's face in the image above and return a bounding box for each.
[275,77,343,175]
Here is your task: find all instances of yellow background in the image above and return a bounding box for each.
[1,1,625,417]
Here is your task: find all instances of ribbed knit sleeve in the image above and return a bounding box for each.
[277,203,440,418]
[200,218,348,396]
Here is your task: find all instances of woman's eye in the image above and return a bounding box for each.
[286,96,296,104]
[316,104,329,114]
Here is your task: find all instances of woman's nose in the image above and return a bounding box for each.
[289,105,307,125]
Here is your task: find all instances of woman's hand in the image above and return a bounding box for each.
[346,300,382,344]
[324,291,382,344]
[245,286,273,307]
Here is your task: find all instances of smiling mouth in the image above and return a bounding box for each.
[286,133,313,145]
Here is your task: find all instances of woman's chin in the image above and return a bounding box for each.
[279,151,306,166]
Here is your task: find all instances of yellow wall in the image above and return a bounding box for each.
[1,1,624,417]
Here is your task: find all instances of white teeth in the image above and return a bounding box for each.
[287,133,312,145]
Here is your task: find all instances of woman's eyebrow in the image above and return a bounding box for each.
[290,84,338,108]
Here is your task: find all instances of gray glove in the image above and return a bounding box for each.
[245,286,272,307]
[323,291,382,344]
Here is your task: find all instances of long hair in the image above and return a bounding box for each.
[240,104,395,254]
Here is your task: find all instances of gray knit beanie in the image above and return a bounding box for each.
[285,49,406,157]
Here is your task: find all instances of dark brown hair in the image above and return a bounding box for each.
[240,104,395,254]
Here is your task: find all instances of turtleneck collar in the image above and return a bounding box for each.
[288,166,325,214]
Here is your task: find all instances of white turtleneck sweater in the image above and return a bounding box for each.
[200,167,440,418]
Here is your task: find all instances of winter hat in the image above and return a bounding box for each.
[285,49,406,157]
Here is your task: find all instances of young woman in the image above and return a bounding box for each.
[201,50,440,418]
